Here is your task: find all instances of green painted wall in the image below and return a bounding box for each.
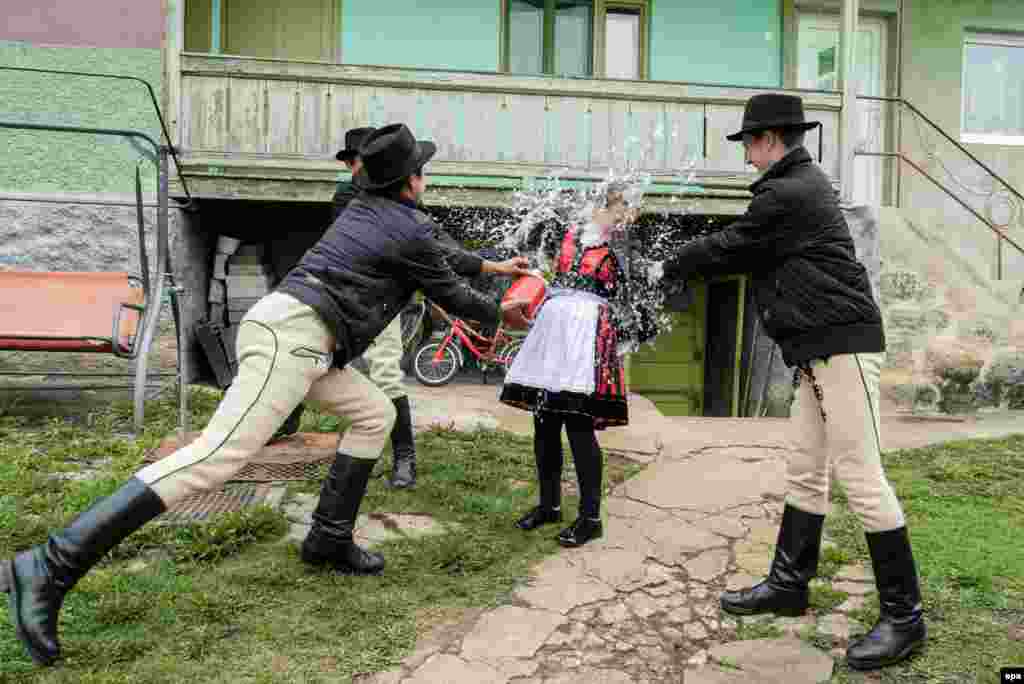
[648,0,781,87]
[0,42,162,194]
[901,0,1024,135]
[629,282,707,416]
[342,0,501,72]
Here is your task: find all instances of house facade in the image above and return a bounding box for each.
[2,0,1022,416]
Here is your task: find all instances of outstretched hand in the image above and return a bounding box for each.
[490,256,533,278]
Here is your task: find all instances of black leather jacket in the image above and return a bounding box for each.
[664,147,884,366]
[278,194,498,363]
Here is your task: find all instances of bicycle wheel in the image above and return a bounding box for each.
[498,340,523,370]
[412,341,460,387]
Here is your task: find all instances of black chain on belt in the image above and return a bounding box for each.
[793,364,828,424]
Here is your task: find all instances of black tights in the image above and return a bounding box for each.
[533,411,603,519]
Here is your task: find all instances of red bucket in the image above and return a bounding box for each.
[502,273,547,319]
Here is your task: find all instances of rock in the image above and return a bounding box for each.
[818,614,864,642]
[625,592,664,619]
[684,549,731,582]
[833,581,873,596]
[624,453,785,513]
[661,626,684,643]
[694,515,748,539]
[688,650,709,667]
[709,638,835,683]
[836,595,867,613]
[685,623,709,640]
[724,573,761,590]
[746,520,779,546]
[598,602,631,626]
[545,667,634,684]
[405,654,505,684]
[581,550,649,589]
[667,606,693,625]
[461,606,565,660]
[733,546,772,577]
[835,564,874,583]
[685,666,748,683]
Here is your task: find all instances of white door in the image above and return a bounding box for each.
[798,13,888,206]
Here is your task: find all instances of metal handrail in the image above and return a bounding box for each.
[858,95,1024,206]
[859,151,1024,280]
[0,65,194,209]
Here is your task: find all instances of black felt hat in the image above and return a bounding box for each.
[335,127,376,162]
[354,124,437,190]
[726,93,820,141]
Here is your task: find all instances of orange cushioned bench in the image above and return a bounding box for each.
[0,271,145,356]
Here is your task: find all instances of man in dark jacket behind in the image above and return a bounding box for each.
[269,127,525,489]
[1,124,534,668]
[663,94,925,671]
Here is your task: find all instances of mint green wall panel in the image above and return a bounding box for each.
[902,0,1024,135]
[649,0,781,87]
[0,42,162,194]
[342,0,500,72]
[629,283,706,416]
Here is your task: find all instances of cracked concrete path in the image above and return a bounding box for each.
[347,381,1021,683]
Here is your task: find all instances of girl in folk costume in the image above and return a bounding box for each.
[500,185,657,547]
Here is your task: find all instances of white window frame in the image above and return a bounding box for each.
[961,31,1024,146]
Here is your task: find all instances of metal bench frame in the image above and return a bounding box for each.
[0,67,194,436]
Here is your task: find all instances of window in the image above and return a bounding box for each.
[604,7,642,80]
[506,0,593,77]
[504,0,647,79]
[962,32,1024,145]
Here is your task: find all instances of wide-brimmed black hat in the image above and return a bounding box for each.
[355,124,437,190]
[335,127,376,162]
[726,93,820,141]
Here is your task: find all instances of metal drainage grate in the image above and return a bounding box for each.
[156,483,272,524]
[143,432,335,482]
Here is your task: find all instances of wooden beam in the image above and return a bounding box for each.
[179,54,843,109]
[839,0,859,202]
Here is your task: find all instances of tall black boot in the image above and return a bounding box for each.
[387,396,416,489]
[720,503,825,617]
[516,413,564,531]
[301,454,384,574]
[1,478,165,666]
[557,418,603,547]
[847,527,926,670]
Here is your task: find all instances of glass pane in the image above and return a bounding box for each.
[554,1,592,77]
[606,10,640,80]
[963,40,1024,137]
[797,14,886,96]
[509,0,544,74]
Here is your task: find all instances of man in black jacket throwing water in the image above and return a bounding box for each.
[1,124,534,668]
[663,94,925,671]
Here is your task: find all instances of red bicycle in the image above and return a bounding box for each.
[412,303,524,387]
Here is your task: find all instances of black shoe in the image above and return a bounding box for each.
[387,396,417,489]
[557,517,603,547]
[267,404,304,445]
[847,527,927,670]
[301,454,384,574]
[515,506,563,531]
[719,504,825,617]
[2,478,165,666]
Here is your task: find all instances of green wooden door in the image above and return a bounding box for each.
[627,282,706,416]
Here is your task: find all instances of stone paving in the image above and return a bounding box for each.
[277,380,1022,683]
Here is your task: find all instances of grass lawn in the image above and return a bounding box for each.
[825,434,1024,683]
[0,387,639,683]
